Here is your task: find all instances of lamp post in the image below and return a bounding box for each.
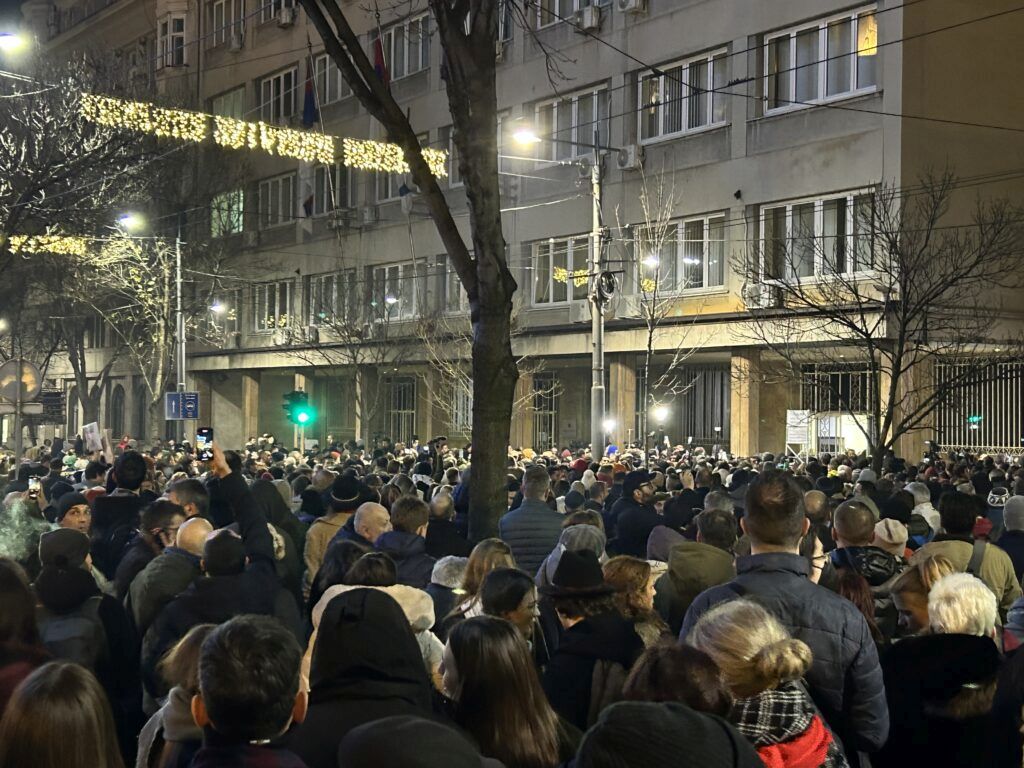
[513,124,614,460]
[119,212,186,442]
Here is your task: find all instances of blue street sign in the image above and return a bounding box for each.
[165,392,200,420]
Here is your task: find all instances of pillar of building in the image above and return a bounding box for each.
[608,353,637,451]
[417,370,434,444]
[893,354,932,463]
[730,350,761,457]
[241,372,260,442]
[510,374,532,450]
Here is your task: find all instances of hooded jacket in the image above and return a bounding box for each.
[656,540,735,636]
[288,589,435,768]
[126,546,203,638]
[830,546,905,640]
[681,553,889,756]
[135,685,202,768]
[424,518,473,559]
[542,611,644,731]
[376,530,436,589]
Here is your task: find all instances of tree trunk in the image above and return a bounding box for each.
[81,388,100,426]
[147,399,163,444]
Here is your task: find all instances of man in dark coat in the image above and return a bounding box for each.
[610,470,662,557]
[90,451,150,578]
[499,465,564,576]
[997,496,1024,583]
[141,445,301,702]
[288,589,434,768]
[681,472,889,760]
[112,499,185,601]
[541,550,644,731]
[424,492,472,559]
[376,496,436,589]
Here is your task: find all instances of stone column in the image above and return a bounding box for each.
[608,353,637,451]
[509,374,532,450]
[241,372,260,442]
[730,350,761,457]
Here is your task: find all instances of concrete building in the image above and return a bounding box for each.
[16,0,1024,457]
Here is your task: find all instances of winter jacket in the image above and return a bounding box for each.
[912,502,941,533]
[376,530,436,589]
[135,685,202,768]
[302,583,441,692]
[141,472,302,701]
[113,536,158,601]
[646,525,687,562]
[90,492,147,578]
[303,511,351,597]
[613,500,663,558]
[327,517,373,549]
[656,540,735,636]
[730,681,848,768]
[875,633,1020,768]
[288,589,435,768]
[425,583,457,635]
[911,535,1022,620]
[681,552,889,755]
[424,518,473,559]
[0,643,48,716]
[192,728,308,768]
[542,611,644,731]
[996,529,1024,583]
[126,547,202,638]
[499,499,565,576]
[662,488,705,531]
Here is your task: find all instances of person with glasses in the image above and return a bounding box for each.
[612,471,662,558]
[112,500,186,602]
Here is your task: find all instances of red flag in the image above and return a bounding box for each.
[373,37,389,88]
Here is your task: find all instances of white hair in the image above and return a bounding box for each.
[905,482,931,507]
[928,572,997,637]
[1004,496,1024,532]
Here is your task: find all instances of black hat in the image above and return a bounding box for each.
[898,633,1001,703]
[330,474,366,512]
[54,492,89,522]
[577,701,763,768]
[337,716,502,768]
[622,470,655,496]
[39,528,91,569]
[539,549,613,598]
[564,490,586,510]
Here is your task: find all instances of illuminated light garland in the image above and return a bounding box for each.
[553,266,590,287]
[9,234,91,257]
[81,92,447,177]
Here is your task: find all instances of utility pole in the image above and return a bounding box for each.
[13,357,22,463]
[589,127,605,461]
[175,214,186,444]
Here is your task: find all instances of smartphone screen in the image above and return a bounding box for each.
[27,477,40,498]
[197,427,214,461]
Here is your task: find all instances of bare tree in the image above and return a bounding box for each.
[611,171,708,458]
[734,172,1024,471]
[299,0,518,536]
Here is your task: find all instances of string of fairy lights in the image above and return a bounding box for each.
[78,93,449,176]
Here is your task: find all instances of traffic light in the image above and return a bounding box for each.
[967,415,983,424]
[283,390,317,426]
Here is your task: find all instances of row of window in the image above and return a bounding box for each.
[199,4,878,146]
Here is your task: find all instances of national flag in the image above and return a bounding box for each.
[373,36,390,87]
[302,58,319,128]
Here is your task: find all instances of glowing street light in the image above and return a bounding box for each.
[641,254,660,269]
[602,417,616,433]
[0,34,27,53]
[384,295,399,306]
[652,405,669,424]
[512,125,542,146]
[210,302,225,314]
[117,212,147,233]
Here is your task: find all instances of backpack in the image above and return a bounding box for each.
[38,595,108,671]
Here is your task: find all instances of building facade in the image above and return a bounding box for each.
[16,0,1024,457]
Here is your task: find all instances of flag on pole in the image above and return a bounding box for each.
[302,58,319,128]
[373,36,390,87]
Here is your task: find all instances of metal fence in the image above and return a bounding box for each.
[935,362,1024,453]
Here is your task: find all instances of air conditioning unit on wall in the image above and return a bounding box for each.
[575,5,602,32]
[229,30,244,51]
[277,6,296,27]
[616,143,644,172]
[617,0,647,13]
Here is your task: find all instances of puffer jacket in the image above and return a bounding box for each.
[499,499,564,576]
[375,530,435,589]
[656,540,735,636]
[681,553,888,756]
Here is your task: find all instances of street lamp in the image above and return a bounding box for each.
[117,212,147,233]
[210,302,225,314]
[513,121,612,459]
[0,33,27,53]
[652,405,669,424]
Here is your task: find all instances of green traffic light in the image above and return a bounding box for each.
[296,411,310,424]
[967,415,983,424]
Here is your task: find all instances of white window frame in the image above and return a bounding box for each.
[210,0,244,47]
[252,280,293,332]
[635,214,726,295]
[763,6,878,115]
[211,189,244,238]
[441,254,469,313]
[261,0,294,23]
[306,272,338,325]
[259,66,298,122]
[535,84,610,161]
[312,163,353,215]
[372,13,430,81]
[531,235,592,307]
[439,126,462,187]
[758,189,877,281]
[451,386,472,432]
[537,0,611,29]
[313,53,352,105]
[157,14,186,69]
[211,87,245,118]
[372,263,426,320]
[258,172,296,229]
[639,49,728,144]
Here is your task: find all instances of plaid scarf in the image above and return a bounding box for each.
[731,682,849,768]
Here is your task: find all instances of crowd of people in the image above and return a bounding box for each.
[1,431,1024,767]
